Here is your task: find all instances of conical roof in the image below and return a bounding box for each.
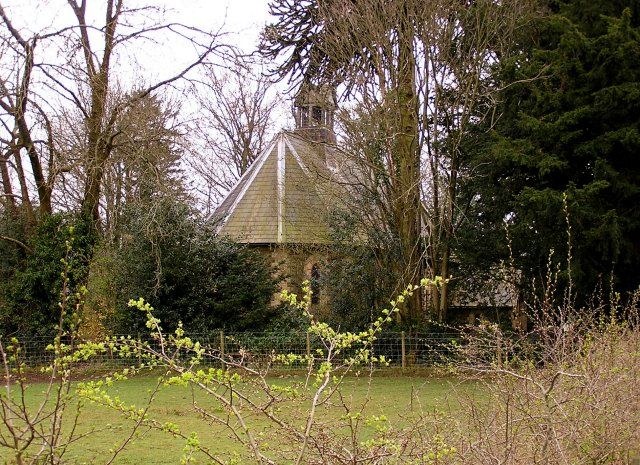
[212,132,346,244]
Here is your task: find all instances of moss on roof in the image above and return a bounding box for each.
[212,132,347,244]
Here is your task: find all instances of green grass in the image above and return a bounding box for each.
[1,373,482,464]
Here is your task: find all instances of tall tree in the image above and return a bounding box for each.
[261,0,531,322]
[0,4,55,220]
[0,0,227,230]
[460,0,640,301]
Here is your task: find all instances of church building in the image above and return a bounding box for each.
[211,84,347,304]
[212,84,521,324]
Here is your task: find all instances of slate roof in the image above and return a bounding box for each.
[211,131,348,244]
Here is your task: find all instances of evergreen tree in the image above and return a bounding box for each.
[97,200,283,334]
[0,214,94,338]
[460,0,640,300]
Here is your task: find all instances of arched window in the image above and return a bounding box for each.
[310,264,320,304]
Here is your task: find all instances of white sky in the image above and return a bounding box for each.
[11,0,271,45]
[3,0,275,87]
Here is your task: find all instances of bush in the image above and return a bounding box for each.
[452,288,640,464]
[0,213,94,338]
[94,200,283,334]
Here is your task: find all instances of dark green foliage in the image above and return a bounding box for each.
[0,213,28,287]
[320,212,403,331]
[460,0,640,299]
[0,214,94,337]
[105,200,282,334]
[321,248,391,331]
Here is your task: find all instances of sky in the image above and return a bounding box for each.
[182,0,272,47]
[8,0,272,46]
[2,0,276,88]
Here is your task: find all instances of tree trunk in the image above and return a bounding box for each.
[439,246,450,322]
[82,153,107,224]
[81,66,116,226]
[12,148,35,226]
[0,149,16,213]
[438,144,459,322]
[13,39,53,217]
[20,130,52,217]
[393,13,423,324]
[75,0,120,228]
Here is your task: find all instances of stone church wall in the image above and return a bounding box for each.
[253,244,331,316]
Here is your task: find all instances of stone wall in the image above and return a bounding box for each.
[253,244,330,316]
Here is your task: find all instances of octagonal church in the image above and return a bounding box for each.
[210,84,348,305]
[210,84,520,322]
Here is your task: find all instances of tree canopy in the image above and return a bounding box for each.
[459,0,640,300]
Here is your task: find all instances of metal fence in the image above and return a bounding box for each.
[3,331,462,370]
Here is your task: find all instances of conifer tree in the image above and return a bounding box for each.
[460,0,640,299]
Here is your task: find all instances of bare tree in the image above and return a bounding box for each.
[188,58,282,213]
[0,0,230,231]
[0,4,56,221]
[417,0,539,320]
[262,0,535,322]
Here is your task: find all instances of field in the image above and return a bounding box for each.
[0,373,482,465]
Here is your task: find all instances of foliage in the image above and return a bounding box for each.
[0,211,29,288]
[319,210,405,331]
[1,273,445,465]
[460,0,640,300]
[0,233,183,465]
[95,199,282,334]
[450,278,640,464]
[0,213,94,338]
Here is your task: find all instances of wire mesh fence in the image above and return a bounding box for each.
[2,331,463,370]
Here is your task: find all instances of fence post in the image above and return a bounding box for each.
[220,330,225,358]
[401,331,406,369]
[306,332,311,359]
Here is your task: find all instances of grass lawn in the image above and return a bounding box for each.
[1,372,482,464]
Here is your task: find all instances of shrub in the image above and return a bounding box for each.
[452,287,640,464]
[0,213,94,338]
[93,200,283,334]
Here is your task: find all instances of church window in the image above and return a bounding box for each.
[310,264,320,304]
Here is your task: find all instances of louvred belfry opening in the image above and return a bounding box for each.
[293,83,337,144]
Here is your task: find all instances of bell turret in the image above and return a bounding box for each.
[293,83,336,144]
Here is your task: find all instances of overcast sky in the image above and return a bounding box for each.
[9,0,271,46]
[2,0,276,89]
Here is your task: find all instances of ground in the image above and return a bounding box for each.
[1,373,482,465]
